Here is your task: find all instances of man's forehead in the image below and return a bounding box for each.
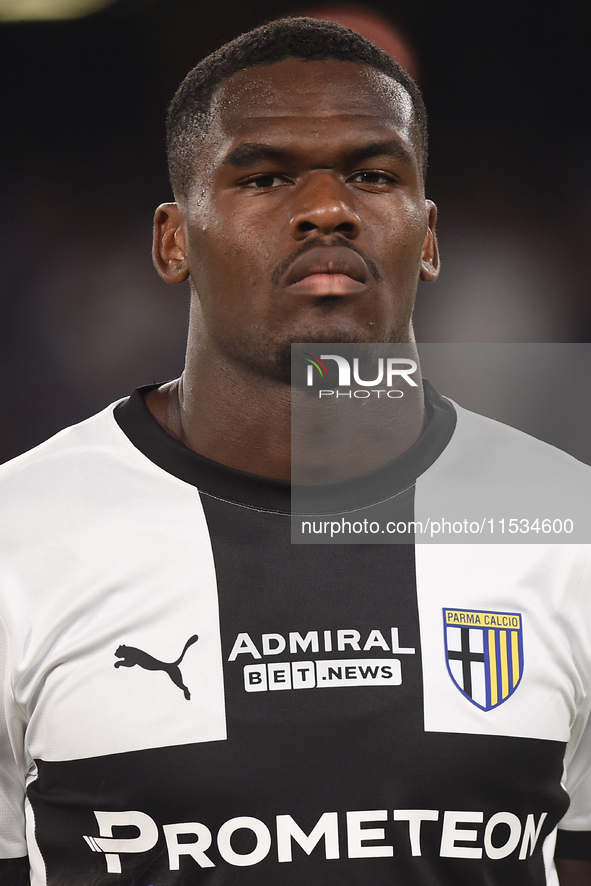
[208,58,415,132]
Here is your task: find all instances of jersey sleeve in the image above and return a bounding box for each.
[555,555,591,861]
[0,614,29,881]
[556,709,591,859]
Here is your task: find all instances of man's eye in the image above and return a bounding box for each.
[350,171,394,185]
[245,174,286,189]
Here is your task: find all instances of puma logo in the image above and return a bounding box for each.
[114,635,199,700]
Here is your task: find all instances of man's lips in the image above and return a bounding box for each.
[284,246,370,294]
[288,272,368,295]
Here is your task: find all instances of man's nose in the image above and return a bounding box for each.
[289,171,362,240]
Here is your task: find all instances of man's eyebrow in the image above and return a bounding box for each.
[223,139,416,169]
[344,139,416,166]
[224,143,293,168]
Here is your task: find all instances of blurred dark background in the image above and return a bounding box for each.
[1,0,590,463]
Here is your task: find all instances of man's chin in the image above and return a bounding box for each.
[227,336,363,386]
[285,322,414,349]
[269,325,413,384]
[221,320,413,386]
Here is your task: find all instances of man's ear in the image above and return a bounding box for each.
[419,200,440,283]
[152,203,189,283]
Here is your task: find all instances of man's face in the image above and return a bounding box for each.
[164,58,438,376]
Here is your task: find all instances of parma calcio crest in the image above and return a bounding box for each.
[443,608,523,711]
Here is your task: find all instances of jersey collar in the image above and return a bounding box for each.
[114,381,456,514]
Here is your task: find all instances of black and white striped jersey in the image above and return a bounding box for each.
[1,383,591,886]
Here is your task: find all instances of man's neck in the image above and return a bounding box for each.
[145,347,426,482]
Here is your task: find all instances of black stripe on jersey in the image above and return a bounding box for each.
[0,856,29,885]
[28,734,567,886]
[556,829,591,860]
[114,380,456,512]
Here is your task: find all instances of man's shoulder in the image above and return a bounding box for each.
[448,400,591,480]
[416,397,591,544]
[0,398,151,529]
[0,400,127,485]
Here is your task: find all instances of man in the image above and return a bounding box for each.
[1,17,590,886]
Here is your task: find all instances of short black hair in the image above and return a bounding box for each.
[166,17,428,201]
